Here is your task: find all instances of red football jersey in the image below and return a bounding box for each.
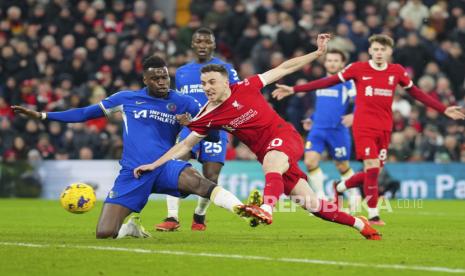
[188,75,294,158]
[337,61,413,131]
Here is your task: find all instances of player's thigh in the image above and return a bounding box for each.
[289,178,319,211]
[327,128,351,161]
[153,160,193,197]
[177,166,216,198]
[282,161,308,195]
[353,128,380,161]
[304,151,321,170]
[262,150,289,174]
[262,130,304,174]
[202,161,223,183]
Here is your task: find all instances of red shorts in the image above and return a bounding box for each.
[353,127,390,164]
[258,126,307,195]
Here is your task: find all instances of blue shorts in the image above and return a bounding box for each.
[305,127,351,161]
[178,127,228,164]
[105,160,191,212]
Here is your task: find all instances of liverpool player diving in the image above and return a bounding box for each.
[135,34,382,240]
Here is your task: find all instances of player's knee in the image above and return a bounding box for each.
[204,171,220,183]
[335,161,349,173]
[304,158,318,171]
[96,228,118,239]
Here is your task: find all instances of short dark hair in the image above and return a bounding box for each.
[201,64,228,76]
[142,55,166,71]
[326,48,348,62]
[368,34,394,48]
[193,27,214,37]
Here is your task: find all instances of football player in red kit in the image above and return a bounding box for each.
[134,34,382,240]
[272,34,465,225]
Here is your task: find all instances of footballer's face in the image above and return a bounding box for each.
[324,53,345,75]
[369,42,392,65]
[192,33,215,62]
[143,67,170,98]
[201,71,229,103]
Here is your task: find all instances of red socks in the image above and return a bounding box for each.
[364,167,380,208]
[312,199,356,226]
[345,172,365,188]
[263,172,284,207]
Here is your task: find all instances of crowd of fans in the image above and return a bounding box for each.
[1,0,465,163]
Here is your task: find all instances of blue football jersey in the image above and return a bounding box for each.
[175,57,239,105]
[310,80,356,128]
[99,88,200,169]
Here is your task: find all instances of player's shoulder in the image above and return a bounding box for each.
[177,61,200,73]
[388,63,407,72]
[106,89,141,100]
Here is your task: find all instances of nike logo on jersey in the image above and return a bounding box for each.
[135,101,146,105]
[362,76,372,80]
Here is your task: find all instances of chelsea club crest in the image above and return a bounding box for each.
[167,103,177,112]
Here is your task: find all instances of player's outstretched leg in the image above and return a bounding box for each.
[177,167,271,224]
[155,195,181,232]
[291,179,381,240]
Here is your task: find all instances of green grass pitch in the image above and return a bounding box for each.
[0,199,464,275]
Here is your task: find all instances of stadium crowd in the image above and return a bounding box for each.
[1,0,465,163]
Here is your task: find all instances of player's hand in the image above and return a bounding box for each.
[11,105,42,119]
[176,112,192,126]
[444,106,465,120]
[301,118,312,131]
[133,163,157,179]
[341,114,354,127]
[271,84,294,101]
[315,33,331,56]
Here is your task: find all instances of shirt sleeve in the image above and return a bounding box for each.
[99,91,127,116]
[224,63,240,84]
[397,65,413,89]
[338,63,358,82]
[188,120,208,137]
[186,97,201,117]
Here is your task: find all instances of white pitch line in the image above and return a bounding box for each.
[1,242,464,274]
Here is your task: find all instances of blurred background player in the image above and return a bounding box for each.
[157,27,240,232]
[12,56,262,239]
[135,34,382,240]
[276,49,360,213]
[272,34,465,225]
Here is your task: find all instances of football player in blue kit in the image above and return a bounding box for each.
[156,27,240,231]
[275,49,359,212]
[12,56,264,239]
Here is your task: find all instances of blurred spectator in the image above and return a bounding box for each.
[399,0,430,30]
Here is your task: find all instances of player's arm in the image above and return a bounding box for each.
[11,104,104,122]
[271,75,342,100]
[260,33,330,86]
[133,132,203,178]
[406,85,465,120]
